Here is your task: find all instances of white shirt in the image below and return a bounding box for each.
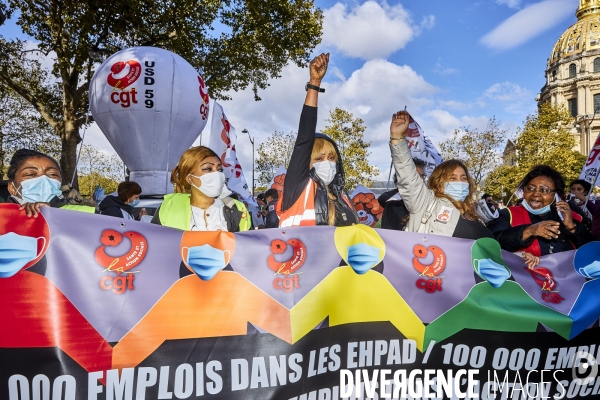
[190,199,228,231]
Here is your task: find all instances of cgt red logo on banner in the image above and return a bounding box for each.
[95,229,147,295]
[268,238,307,293]
[107,60,142,108]
[412,244,446,293]
[526,266,565,304]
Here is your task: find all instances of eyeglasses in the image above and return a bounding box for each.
[523,185,556,195]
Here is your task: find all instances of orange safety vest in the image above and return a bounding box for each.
[508,205,582,256]
[277,180,318,227]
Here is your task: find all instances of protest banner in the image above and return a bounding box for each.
[1,204,600,399]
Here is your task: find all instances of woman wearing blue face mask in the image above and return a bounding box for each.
[492,165,593,260]
[7,149,95,217]
[389,112,493,239]
[99,181,146,220]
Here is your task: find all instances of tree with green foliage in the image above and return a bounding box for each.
[484,103,586,203]
[0,0,323,186]
[322,107,379,191]
[255,131,295,186]
[0,85,61,177]
[76,145,124,197]
[439,117,506,187]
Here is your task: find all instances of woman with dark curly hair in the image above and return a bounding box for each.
[492,165,594,267]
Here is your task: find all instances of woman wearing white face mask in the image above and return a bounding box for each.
[7,149,95,217]
[277,53,358,227]
[151,146,250,232]
[389,111,493,239]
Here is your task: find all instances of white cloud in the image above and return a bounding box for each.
[216,59,438,179]
[481,0,577,50]
[433,62,458,76]
[496,0,522,9]
[320,1,434,60]
[483,81,536,114]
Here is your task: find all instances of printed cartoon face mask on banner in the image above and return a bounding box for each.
[578,260,600,279]
[183,244,230,280]
[345,243,382,274]
[89,47,211,195]
[16,176,62,203]
[474,258,511,288]
[444,182,469,202]
[313,161,336,185]
[0,232,44,278]
[189,172,226,198]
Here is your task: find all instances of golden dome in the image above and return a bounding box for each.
[549,0,600,65]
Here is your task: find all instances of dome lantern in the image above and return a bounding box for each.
[577,0,600,19]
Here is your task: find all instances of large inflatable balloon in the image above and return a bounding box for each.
[89,47,210,194]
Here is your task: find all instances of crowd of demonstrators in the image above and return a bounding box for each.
[276,53,358,227]
[99,181,147,220]
[6,53,600,250]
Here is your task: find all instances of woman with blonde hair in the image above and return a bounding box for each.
[388,111,493,239]
[151,146,250,231]
[277,53,358,227]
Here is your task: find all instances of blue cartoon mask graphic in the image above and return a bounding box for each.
[184,244,230,281]
[578,260,600,279]
[346,242,382,275]
[0,232,43,278]
[475,258,510,288]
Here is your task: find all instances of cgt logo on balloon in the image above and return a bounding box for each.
[267,238,307,292]
[107,60,142,108]
[95,229,147,294]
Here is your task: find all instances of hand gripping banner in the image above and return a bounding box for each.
[2,204,600,399]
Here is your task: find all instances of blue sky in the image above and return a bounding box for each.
[1,0,581,182]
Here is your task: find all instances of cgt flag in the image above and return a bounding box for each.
[208,102,252,200]
[405,114,443,177]
[579,133,600,185]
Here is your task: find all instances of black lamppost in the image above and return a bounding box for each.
[242,129,255,194]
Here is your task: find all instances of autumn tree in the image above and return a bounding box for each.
[322,108,379,191]
[0,85,61,177]
[439,117,506,187]
[76,145,124,197]
[484,103,586,203]
[0,0,323,186]
[255,131,295,186]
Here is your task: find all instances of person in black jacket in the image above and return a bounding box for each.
[277,53,358,227]
[264,188,280,228]
[99,181,145,220]
[378,159,426,231]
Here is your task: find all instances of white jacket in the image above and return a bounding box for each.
[390,140,460,236]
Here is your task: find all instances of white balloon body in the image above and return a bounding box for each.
[89,46,210,194]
